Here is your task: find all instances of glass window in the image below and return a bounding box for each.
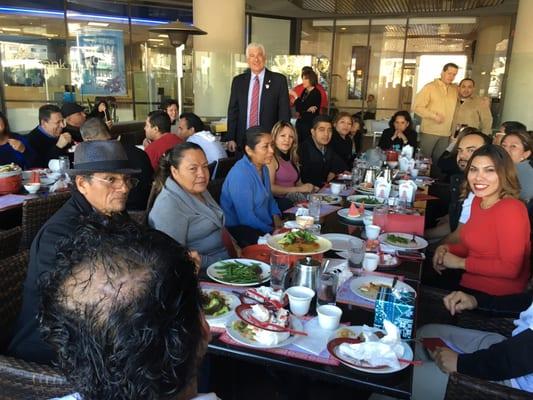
[0,2,67,131]
[251,16,291,55]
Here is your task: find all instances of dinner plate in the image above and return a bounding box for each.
[349,275,416,302]
[320,233,356,251]
[266,233,332,255]
[378,232,428,250]
[346,195,385,209]
[225,315,302,349]
[201,289,241,322]
[337,208,372,223]
[327,326,413,374]
[206,258,271,287]
[314,194,342,205]
[356,184,374,194]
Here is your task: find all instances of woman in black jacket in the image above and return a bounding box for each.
[290,69,321,145]
[378,110,417,151]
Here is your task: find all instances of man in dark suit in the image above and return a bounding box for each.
[226,43,290,153]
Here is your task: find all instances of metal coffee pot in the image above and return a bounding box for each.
[362,166,380,185]
[286,256,321,291]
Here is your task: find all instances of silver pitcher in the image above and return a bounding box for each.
[362,167,379,185]
[287,256,321,292]
[378,162,393,183]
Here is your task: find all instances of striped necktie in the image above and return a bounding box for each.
[249,75,260,127]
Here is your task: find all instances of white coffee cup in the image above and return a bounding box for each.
[317,305,343,330]
[362,253,380,272]
[48,159,61,172]
[365,224,381,240]
[285,286,315,317]
[330,182,345,195]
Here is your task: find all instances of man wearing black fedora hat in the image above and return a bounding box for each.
[8,140,141,364]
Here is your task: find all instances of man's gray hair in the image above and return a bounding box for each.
[80,117,111,141]
[246,42,266,58]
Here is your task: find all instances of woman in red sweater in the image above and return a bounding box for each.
[433,145,531,295]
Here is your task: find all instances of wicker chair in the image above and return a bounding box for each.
[0,226,22,259]
[212,157,237,180]
[19,192,71,249]
[0,251,72,398]
[418,286,530,400]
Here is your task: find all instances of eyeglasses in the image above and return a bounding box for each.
[90,175,139,189]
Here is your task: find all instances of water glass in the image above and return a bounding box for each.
[373,206,389,230]
[308,194,321,222]
[58,156,70,174]
[270,252,290,290]
[348,238,365,267]
[316,271,338,306]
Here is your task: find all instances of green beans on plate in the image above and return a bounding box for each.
[214,260,263,284]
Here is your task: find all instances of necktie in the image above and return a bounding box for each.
[249,75,260,127]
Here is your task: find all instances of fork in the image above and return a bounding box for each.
[410,233,417,244]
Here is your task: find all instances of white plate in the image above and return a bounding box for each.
[356,184,374,194]
[337,208,372,223]
[328,326,413,374]
[378,232,428,250]
[321,233,357,251]
[346,195,385,209]
[202,289,241,323]
[349,275,416,303]
[266,233,332,255]
[206,258,271,287]
[225,315,302,349]
[314,194,342,205]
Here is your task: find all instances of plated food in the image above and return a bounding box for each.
[346,195,384,209]
[242,286,286,307]
[349,276,416,302]
[267,231,332,255]
[0,163,20,173]
[356,182,374,194]
[314,194,342,205]
[206,258,271,286]
[226,305,302,348]
[379,232,428,250]
[201,289,239,320]
[327,324,413,374]
[336,207,371,223]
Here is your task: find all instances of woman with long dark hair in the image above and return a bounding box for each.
[148,142,228,269]
[378,110,417,150]
[290,69,321,144]
[0,111,34,168]
[433,145,530,295]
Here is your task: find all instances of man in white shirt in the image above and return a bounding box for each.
[179,112,227,165]
[41,216,217,400]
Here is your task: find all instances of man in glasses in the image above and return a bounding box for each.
[8,140,140,364]
[27,104,72,168]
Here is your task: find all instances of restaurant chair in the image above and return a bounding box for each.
[212,157,237,180]
[445,372,532,400]
[0,250,73,399]
[207,178,224,205]
[208,160,217,180]
[19,192,71,249]
[0,226,22,259]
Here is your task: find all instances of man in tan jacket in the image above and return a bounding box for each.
[452,78,493,136]
[413,63,459,174]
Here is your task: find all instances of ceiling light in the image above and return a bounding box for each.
[2,27,21,32]
[340,27,347,31]
[88,22,109,27]
[158,34,168,38]
[148,38,164,42]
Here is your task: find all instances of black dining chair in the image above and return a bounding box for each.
[0,226,22,259]
[212,157,237,180]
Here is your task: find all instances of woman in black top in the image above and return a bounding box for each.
[290,69,322,145]
[330,111,356,168]
[350,114,365,154]
[378,110,417,151]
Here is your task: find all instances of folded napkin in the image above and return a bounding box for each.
[293,317,333,356]
[338,321,404,369]
[257,233,272,245]
[49,175,71,193]
[323,258,353,289]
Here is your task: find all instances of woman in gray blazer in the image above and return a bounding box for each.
[148,142,229,269]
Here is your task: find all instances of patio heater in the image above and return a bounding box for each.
[149,20,207,112]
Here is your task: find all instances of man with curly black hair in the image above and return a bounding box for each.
[41,215,217,400]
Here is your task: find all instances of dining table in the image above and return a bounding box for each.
[202,194,426,399]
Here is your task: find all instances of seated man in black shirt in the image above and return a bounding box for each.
[61,102,86,143]
[299,115,347,187]
[27,104,73,168]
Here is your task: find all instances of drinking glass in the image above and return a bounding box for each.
[348,238,365,267]
[316,271,338,306]
[58,156,70,174]
[308,194,321,222]
[270,251,290,290]
[373,206,389,230]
